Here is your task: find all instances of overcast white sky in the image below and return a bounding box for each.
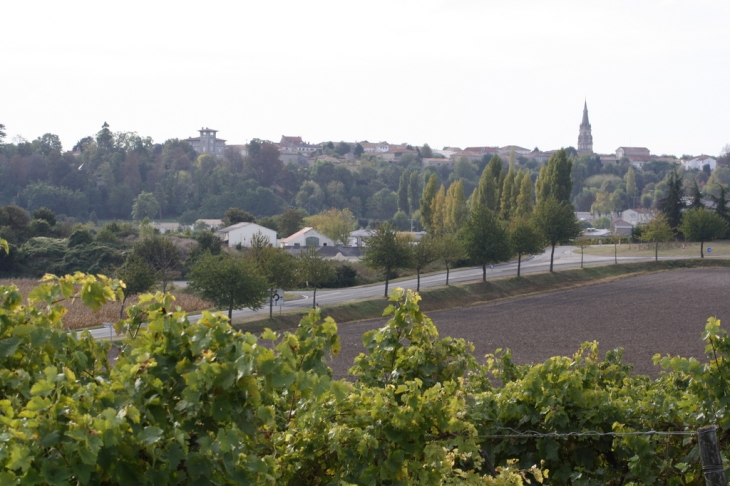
[3,0,729,157]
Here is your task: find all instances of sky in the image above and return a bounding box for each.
[3,0,729,157]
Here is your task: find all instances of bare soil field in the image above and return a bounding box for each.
[328,268,730,379]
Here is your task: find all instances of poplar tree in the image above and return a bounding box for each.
[535,148,572,206]
[625,166,637,207]
[548,148,573,204]
[397,170,410,214]
[535,163,550,206]
[420,174,438,232]
[408,171,421,214]
[471,164,499,212]
[444,180,467,233]
[429,185,447,236]
[515,171,535,218]
[488,154,503,182]
[499,169,516,220]
[511,169,523,212]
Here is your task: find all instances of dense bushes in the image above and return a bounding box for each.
[0,278,728,484]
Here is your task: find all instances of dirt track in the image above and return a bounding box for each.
[329,268,730,379]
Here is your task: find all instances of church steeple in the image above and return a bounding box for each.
[578,100,593,154]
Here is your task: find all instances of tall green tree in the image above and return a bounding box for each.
[460,206,511,281]
[429,185,447,236]
[397,170,410,214]
[444,180,467,234]
[420,143,434,158]
[532,197,582,272]
[499,169,516,220]
[471,163,499,212]
[279,208,305,238]
[511,170,524,213]
[508,217,544,277]
[432,232,466,285]
[487,154,503,182]
[188,252,269,319]
[0,123,5,143]
[658,170,685,231]
[408,171,421,214]
[515,171,535,218]
[420,174,439,232]
[678,208,729,258]
[625,166,637,207]
[710,185,730,236]
[117,254,156,318]
[251,245,300,316]
[298,246,334,308]
[409,235,437,292]
[362,223,413,297]
[131,191,160,221]
[305,208,356,246]
[546,148,573,204]
[132,236,182,293]
[223,207,256,227]
[688,180,704,210]
[641,213,674,261]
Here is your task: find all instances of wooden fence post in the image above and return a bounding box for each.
[698,426,727,486]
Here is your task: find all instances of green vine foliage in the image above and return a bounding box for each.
[0,273,728,484]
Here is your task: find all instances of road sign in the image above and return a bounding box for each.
[707,247,712,253]
[267,289,285,306]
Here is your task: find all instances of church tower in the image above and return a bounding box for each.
[577,100,593,154]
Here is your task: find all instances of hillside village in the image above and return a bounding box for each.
[0,100,728,277]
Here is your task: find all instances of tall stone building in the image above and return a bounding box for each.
[186,128,226,156]
[577,100,593,155]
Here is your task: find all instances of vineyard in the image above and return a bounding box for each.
[0,274,728,484]
[0,278,211,330]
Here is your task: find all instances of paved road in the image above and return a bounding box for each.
[88,245,701,339]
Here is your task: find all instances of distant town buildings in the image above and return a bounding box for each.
[616,147,651,168]
[180,101,717,173]
[682,155,717,171]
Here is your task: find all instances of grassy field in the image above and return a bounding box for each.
[0,278,212,331]
[231,258,730,334]
[580,239,730,258]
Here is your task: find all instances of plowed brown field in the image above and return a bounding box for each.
[329,268,730,379]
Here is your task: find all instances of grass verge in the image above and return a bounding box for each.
[231,258,730,334]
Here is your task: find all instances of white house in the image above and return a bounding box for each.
[195,219,224,230]
[151,222,181,234]
[682,155,716,171]
[349,228,375,247]
[620,209,654,226]
[215,222,277,247]
[280,227,335,247]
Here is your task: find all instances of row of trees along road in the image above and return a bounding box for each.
[363,149,583,296]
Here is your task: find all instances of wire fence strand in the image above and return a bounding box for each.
[479,427,697,439]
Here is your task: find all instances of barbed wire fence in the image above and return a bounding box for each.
[476,425,725,486]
